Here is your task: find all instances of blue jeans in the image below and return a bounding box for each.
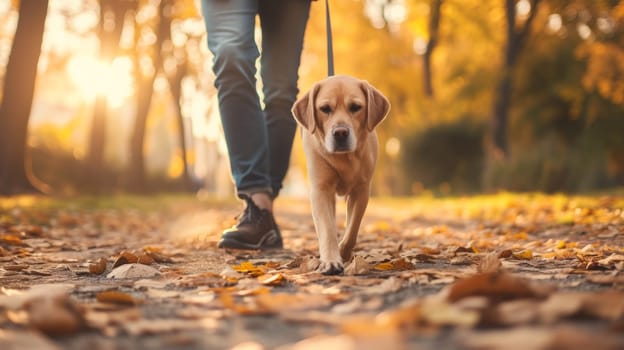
[201,0,311,199]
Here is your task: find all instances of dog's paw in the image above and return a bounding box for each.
[317,260,344,275]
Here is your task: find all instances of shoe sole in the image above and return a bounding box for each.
[217,229,283,250]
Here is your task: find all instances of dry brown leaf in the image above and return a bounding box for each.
[299,256,321,273]
[344,255,372,275]
[26,294,85,336]
[143,246,175,263]
[113,251,139,268]
[538,292,585,323]
[136,252,154,265]
[88,257,107,275]
[420,298,480,327]
[219,292,267,315]
[107,263,161,279]
[96,291,136,305]
[478,252,502,273]
[585,272,624,285]
[364,276,403,295]
[373,302,420,332]
[580,291,624,321]
[498,249,513,258]
[0,284,75,310]
[491,299,540,326]
[0,234,25,246]
[374,258,414,271]
[447,271,542,303]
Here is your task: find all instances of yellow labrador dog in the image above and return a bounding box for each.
[292,75,390,275]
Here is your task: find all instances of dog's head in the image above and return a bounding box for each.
[292,75,390,154]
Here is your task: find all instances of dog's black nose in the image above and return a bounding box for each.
[333,127,349,143]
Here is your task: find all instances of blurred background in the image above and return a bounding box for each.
[0,0,622,197]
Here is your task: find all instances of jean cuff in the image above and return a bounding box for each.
[237,186,274,200]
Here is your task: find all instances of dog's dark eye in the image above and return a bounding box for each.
[319,105,331,114]
[349,104,362,113]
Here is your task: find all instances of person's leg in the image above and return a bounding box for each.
[201,0,273,200]
[258,0,311,197]
[202,0,281,249]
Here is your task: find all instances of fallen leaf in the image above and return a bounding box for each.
[113,251,139,268]
[374,258,414,271]
[258,273,285,286]
[447,271,542,303]
[26,294,85,336]
[365,276,403,295]
[96,291,136,305]
[420,298,480,327]
[143,246,175,263]
[299,256,320,273]
[0,284,75,310]
[344,255,372,275]
[0,234,25,246]
[478,252,502,273]
[88,257,107,275]
[107,263,161,279]
[580,291,624,321]
[512,249,533,260]
[491,299,540,326]
[498,249,513,259]
[538,292,584,323]
[232,261,265,277]
[136,252,154,265]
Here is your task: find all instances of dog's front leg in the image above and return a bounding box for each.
[310,188,343,275]
[339,184,369,262]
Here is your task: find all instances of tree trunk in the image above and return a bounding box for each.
[85,0,128,192]
[423,0,442,98]
[127,0,167,192]
[0,0,49,195]
[491,0,541,158]
[167,58,195,190]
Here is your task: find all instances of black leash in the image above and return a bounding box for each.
[325,0,334,76]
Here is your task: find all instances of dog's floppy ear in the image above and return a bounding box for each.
[362,81,390,131]
[292,83,320,134]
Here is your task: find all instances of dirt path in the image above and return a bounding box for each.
[1,195,623,349]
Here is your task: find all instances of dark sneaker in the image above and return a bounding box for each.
[217,198,283,250]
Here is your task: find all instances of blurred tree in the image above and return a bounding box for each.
[491,0,541,158]
[424,0,443,97]
[0,0,49,195]
[128,0,165,192]
[128,0,195,192]
[86,0,132,192]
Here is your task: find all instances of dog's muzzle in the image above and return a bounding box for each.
[330,126,354,153]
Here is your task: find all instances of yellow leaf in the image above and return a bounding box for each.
[556,240,567,249]
[232,261,265,276]
[374,258,414,271]
[374,262,394,271]
[512,250,533,260]
[258,273,285,286]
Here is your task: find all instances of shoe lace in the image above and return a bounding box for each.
[236,198,260,226]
